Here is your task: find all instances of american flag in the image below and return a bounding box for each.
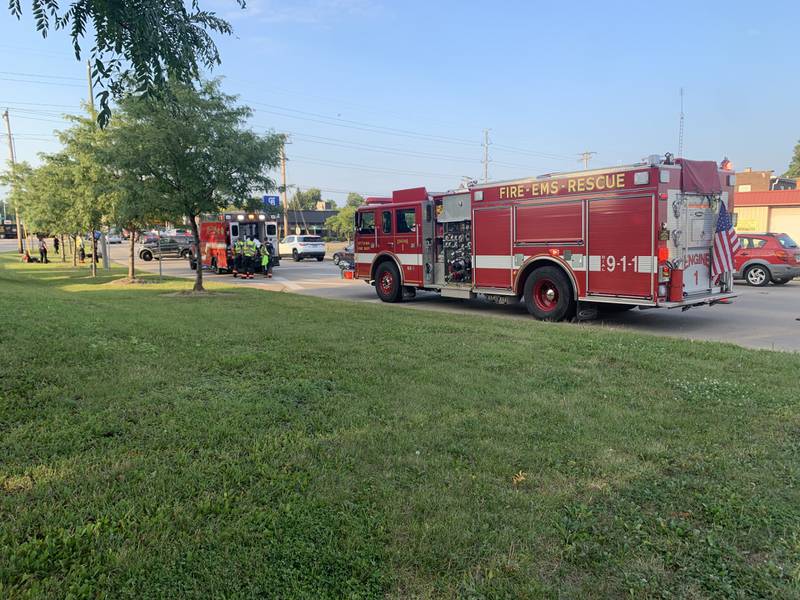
[711,202,740,279]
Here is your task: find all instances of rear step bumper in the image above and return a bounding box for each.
[658,292,737,309]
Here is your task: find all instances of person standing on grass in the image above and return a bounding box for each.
[76,235,86,263]
[53,236,60,255]
[39,238,49,264]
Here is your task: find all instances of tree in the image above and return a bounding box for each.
[8,1,246,126]
[0,161,33,253]
[109,79,283,291]
[784,139,800,179]
[108,176,165,280]
[3,114,115,274]
[50,114,117,276]
[291,188,322,211]
[325,206,357,241]
[346,192,365,207]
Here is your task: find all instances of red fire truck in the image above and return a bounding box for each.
[190,211,280,274]
[353,155,736,321]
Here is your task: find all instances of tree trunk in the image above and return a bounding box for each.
[91,232,97,278]
[60,234,66,262]
[128,234,136,279]
[189,215,203,292]
[71,235,77,267]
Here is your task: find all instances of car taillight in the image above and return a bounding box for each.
[775,249,790,261]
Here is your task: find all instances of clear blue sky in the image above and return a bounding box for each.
[1,0,798,205]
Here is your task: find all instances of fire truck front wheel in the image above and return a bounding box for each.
[523,266,576,321]
[375,261,402,303]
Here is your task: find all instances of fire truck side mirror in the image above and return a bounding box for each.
[426,205,432,222]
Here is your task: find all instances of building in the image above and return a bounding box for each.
[736,168,797,193]
[283,209,339,238]
[736,189,800,241]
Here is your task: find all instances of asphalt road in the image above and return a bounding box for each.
[3,239,799,352]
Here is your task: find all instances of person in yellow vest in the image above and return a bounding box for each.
[232,238,244,277]
[243,236,257,279]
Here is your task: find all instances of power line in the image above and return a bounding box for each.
[0,70,84,81]
[491,143,574,161]
[290,154,465,180]
[0,76,84,88]
[250,101,480,145]
[0,100,78,110]
[7,113,70,125]
[251,104,482,147]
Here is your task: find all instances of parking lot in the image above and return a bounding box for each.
[94,242,800,352]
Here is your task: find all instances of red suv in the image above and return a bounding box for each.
[734,233,800,286]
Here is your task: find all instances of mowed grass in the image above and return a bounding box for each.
[0,255,798,599]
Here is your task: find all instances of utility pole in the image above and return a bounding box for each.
[2,109,24,254]
[280,142,289,238]
[678,87,685,158]
[482,129,491,183]
[87,60,95,115]
[578,151,596,170]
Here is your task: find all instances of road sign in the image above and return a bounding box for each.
[263,195,280,208]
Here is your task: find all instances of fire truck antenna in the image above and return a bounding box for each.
[578,151,596,170]
[678,87,685,158]
[482,129,491,183]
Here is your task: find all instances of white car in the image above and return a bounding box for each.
[279,235,326,261]
[107,233,123,244]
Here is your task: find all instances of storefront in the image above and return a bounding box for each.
[736,190,800,242]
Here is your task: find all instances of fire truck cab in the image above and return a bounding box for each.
[353,155,736,321]
[194,211,280,274]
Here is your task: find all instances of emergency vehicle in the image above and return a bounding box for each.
[353,155,736,321]
[191,211,280,274]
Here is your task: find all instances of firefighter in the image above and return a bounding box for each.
[243,236,257,279]
[260,241,273,278]
[232,237,244,277]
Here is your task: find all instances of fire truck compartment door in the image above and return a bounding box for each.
[680,197,715,296]
[473,207,512,289]
[587,196,654,298]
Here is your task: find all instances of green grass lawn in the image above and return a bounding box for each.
[1,255,798,599]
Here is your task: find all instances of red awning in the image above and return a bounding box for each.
[736,189,800,207]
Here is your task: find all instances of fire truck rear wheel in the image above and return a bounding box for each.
[523,266,575,321]
[375,262,402,303]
